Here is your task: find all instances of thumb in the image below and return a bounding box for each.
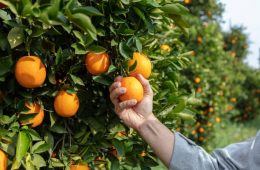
[136,74,153,96]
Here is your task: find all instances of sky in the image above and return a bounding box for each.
[220,0,260,68]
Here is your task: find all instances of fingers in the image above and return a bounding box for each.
[109,76,123,92]
[135,74,153,96]
[119,99,137,110]
[109,81,121,93]
[110,87,126,105]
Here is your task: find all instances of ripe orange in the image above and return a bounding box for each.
[21,102,44,128]
[128,52,152,79]
[140,151,146,157]
[15,56,46,88]
[119,77,144,102]
[197,36,203,44]
[184,0,192,5]
[111,149,122,160]
[230,97,237,103]
[0,149,8,170]
[116,132,126,137]
[160,44,171,53]
[198,127,204,133]
[208,107,214,113]
[215,117,221,123]
[194,77,201,84]
[85,52,110,75]
[70,164,89,170]
[54,90,79,117]
[196,87,202,93]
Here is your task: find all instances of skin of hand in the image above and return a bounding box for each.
[109,74,154,130]
[109,74,175,167]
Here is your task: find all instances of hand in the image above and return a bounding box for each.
[109,74,154,130]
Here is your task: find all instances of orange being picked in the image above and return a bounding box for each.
[15,56,46,88]
[119,77,144,102]
[0,149,8,170]
[128,52,152,79]
[160,44,171,53]
[21,102,44,128]
[54,90,79,117]
[85,52,110,75]
[70,164,89,170]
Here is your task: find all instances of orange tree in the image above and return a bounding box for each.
[0,0,197,169]
[180,0,260,148]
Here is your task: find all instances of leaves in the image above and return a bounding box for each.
[12,131,31,169]
[70,13,97,40]
[7,27,24,48]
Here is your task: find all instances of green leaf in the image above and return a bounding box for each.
[50,158,65,167]
[12,131,31,169]
[55,48,63,65]
[72,6,103,16]
[93,75,113,86]
[161,3,189,15]
[26,129,42,141]
[49,124,67,134]
[32,141,50,154]
[172,99,186,113]
[31,154,47,168]
[70,74,85,86]
[135,37,142,52]
[7,27,24,48]
[87,45,107,53]
[112,139,125,157]
[119,42,132,59]
[70,13,97,40]
[0,10,11,20]
[111,158,120,170]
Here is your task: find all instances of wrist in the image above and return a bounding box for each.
[137,113,158,134]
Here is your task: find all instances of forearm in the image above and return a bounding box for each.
[137,114,174,167]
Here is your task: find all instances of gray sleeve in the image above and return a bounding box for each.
[169,132,260,170]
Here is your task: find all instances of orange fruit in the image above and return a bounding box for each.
[15,56,46,88]
[0,149,8,170]
[184,0,192,4]
[197,36,203,44]
[54,90,79,117]
[112,149,122,160]
[119,77,144,102]
[199,127,204,133]
[85,52,110,75]
[70,164,89,170]
[194,77,201,84]
[116,132,126,137]
[215,117,221,123]
[191,130,196,135]
[207,122,212,127]
[21,102,44,128]
[128,52,152,79]
[160,44,171,53]
[230,97,237,103]
[196,87,202,93]
[140,151,146,157]
[208,107,214,113]
[230,51,236,58]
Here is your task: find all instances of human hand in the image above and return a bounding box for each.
[109,74,155,130]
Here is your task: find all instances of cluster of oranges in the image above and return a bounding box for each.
[11,50,152,169]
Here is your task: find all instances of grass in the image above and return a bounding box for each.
[207,114,260,152]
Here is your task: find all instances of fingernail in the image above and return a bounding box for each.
[117,82,121,87]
